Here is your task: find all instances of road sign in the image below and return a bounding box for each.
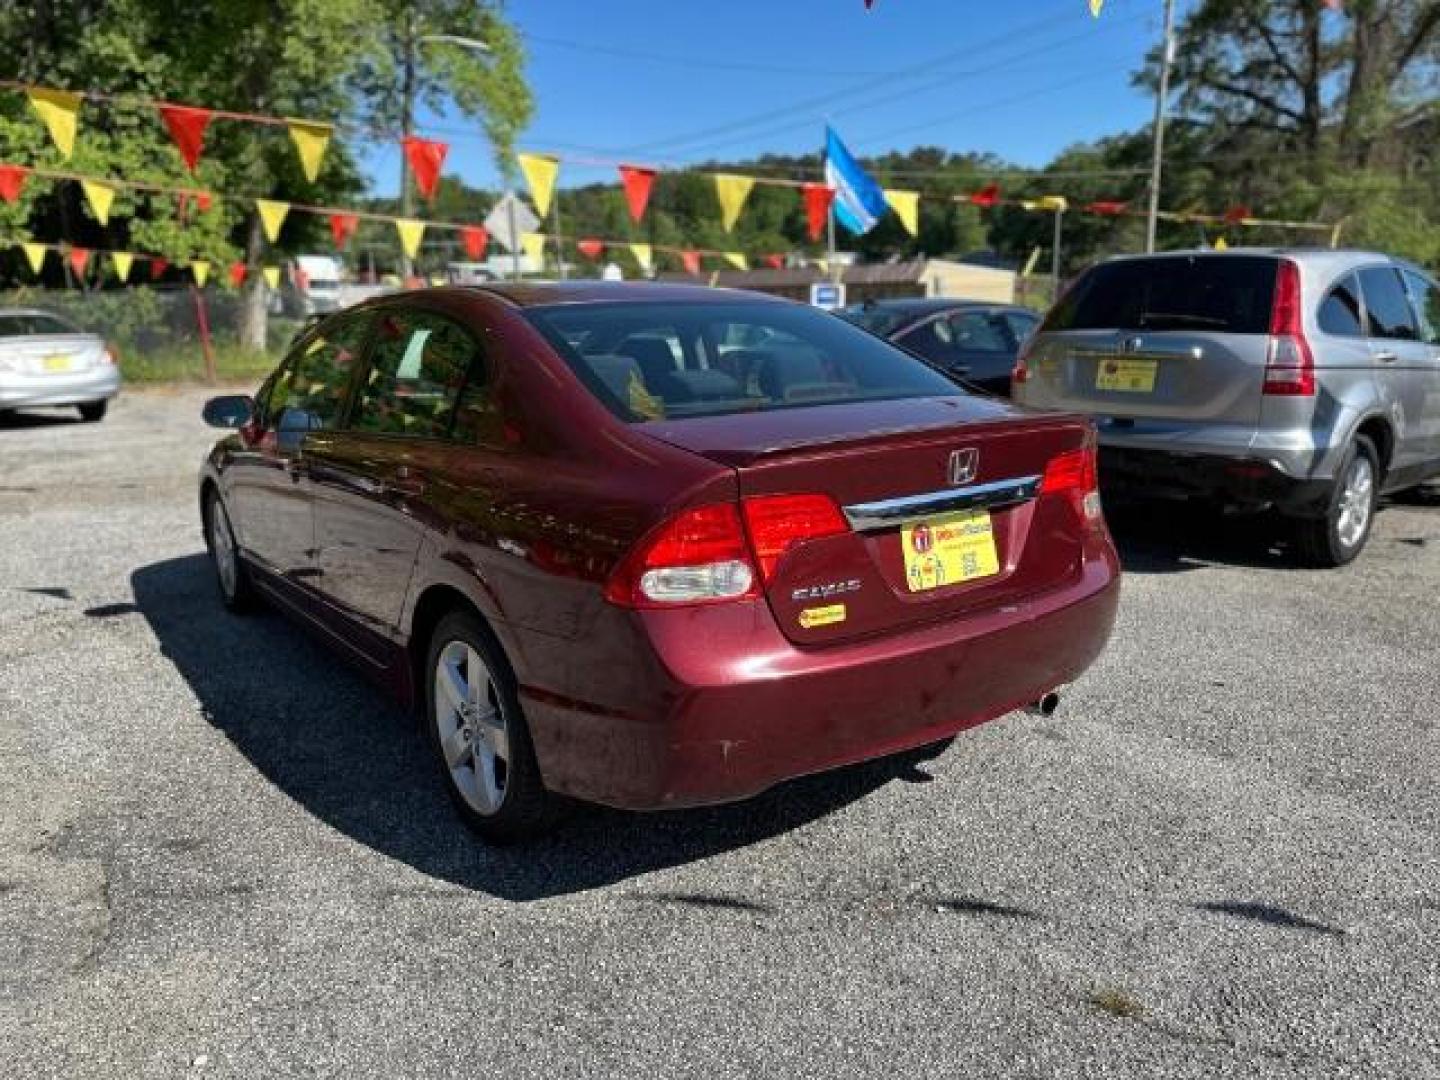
[809,281,846,310]
[484,192,541,253]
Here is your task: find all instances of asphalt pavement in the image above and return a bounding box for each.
[2,388,1437,1078]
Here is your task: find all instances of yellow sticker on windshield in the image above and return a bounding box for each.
[798,603,847,629]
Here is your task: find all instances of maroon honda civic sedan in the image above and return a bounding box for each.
[199,283,1119,840]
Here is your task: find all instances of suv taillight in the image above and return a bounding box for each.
[1263,258,1315,396]
[1041,438,1103,523]
[1012,337,1034,385]
[605,493,849,608]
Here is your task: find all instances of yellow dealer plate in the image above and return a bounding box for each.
[42,354,75,372]
[901,510,999,592]
[1096,357,1157,392]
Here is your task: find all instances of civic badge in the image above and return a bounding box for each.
[948,447,979,486]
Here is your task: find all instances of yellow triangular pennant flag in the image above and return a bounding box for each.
[395,218,426,260]
[714,173,755,232]
[629,243,653,272]
[81,180,116,227]
[286,119,332,183]
[21,242,48,275]
[256,199,290,243]
[1214,236,1229,251]
[520,231,546,264]
[262,265,281,290]
[191,260,211,287]
[517,153,559,217]
[1035,195,1069,212]
[27,88,82,160]
[722,251,747,271]
[885,189,920,237]
[1089,0,1104,17]
[814,258,829,276]
[110,252,134,282]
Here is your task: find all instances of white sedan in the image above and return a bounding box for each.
[0,308,120,422]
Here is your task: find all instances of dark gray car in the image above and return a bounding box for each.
[1014,249,1440,566]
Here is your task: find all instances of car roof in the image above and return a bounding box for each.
[0,307,75,319]
[460,281,790,308]
[1096,247,1411,277]
[848,298,997,314]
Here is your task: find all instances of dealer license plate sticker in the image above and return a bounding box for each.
[43,354,76,372]
[1096,357,1157,392]
[901,510,999,592]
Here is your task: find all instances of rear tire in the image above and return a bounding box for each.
[203,489,259,612]
[77,400,107,423]
[424,611,562,843]
[1293,435,1379,568]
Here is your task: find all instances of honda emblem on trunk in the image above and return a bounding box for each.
[948,447,979,486]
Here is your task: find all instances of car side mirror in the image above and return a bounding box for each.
[202,394,256,429]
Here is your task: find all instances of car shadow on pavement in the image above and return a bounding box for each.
[0,409,83,429]
[1106,504,1301,574]
[131,554,937,902]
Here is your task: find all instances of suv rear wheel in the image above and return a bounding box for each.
[1294,435,1379,568]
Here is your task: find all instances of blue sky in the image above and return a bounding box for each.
[363,0,1170,195]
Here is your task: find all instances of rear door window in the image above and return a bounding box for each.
[947,310,1012,353]
[1401,270,1440,346]
[1358,266,1420,341]
[0,313,78,335]
[1318,274,1365,337]
[351,309,481,439]
[1043,255,1277,333]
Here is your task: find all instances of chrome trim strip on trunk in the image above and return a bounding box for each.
[843,475,1042,532]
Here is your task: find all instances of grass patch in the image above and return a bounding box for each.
[1089,987,1145,1019]
[119,343,277,385]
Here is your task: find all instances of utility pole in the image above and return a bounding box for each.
[1145,0,1177,254]
[398,9,417,281]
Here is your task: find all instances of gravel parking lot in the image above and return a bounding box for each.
[2,388,1438,1078]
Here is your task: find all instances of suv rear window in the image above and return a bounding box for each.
[525,300,964,423]
[1044,255,1277,334]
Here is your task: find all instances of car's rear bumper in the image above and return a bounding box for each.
[1098,445,1331,513]
[520,537,1120,810]
[0,366,121,409]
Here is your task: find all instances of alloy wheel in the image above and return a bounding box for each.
[434,640,511,816]
[1335,454,1375,550]
[210,499,238,598]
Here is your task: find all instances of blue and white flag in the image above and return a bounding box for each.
[824,126,888,236]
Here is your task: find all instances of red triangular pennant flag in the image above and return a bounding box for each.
[764,254,784,270]
[803,183,834,242]
[149,257,169,280]
[228,261,247,287]
[158,104,213,174]
[1086,200,1128,216]
[67,247,90,278]
[619,165,656,224]
[681,250,701,275]
[329,212,359,249]
[970,183,1001,208]
[402,136,448,201]
[196,192,213,213]
[1223,204,1252,225]
[0,165,28,204]
[460,225,488,261]
[577,238,605,260]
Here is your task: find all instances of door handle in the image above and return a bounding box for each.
[1374,350,1398,363]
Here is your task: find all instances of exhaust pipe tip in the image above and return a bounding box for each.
[1025,691,1061,718]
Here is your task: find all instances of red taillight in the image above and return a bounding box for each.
[605,493,850,608]
[740,493,849,583]
[101,343,119,366]
[604,503,758,608]
[1264,259,1315,396]
[1012,338,1034,385]
[1041,441,1103,523]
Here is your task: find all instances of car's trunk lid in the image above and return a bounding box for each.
[0,334,106,376]
[643,396,1095,645]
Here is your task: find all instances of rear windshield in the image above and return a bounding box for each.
[525,300,964,422]
[1044,255,1277,334]
[0,312,78,336]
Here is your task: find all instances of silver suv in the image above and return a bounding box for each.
[1014,249,1440,566]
